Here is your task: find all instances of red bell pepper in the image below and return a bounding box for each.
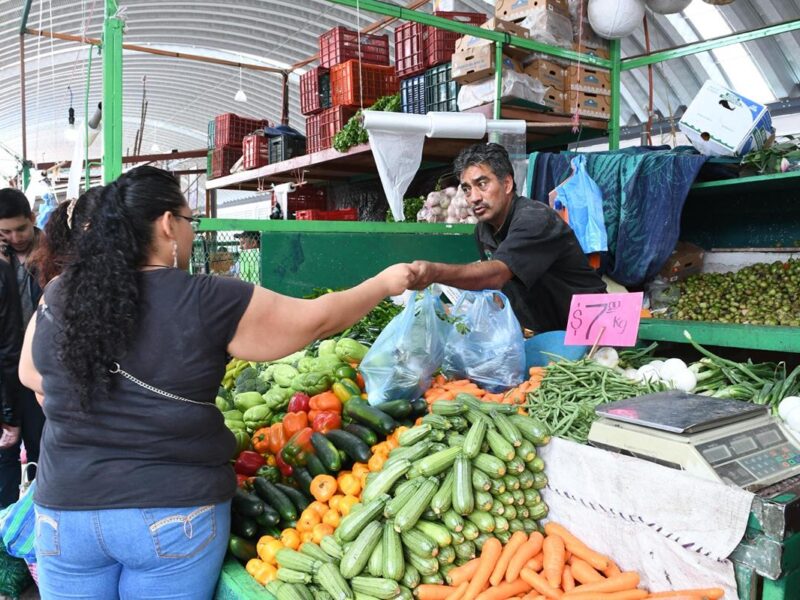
[281,427,315,467]
[282,411,308,439]
[287,392,311,413]
[233,450,266,476]
[236,473,250,488]
[312,411,342,434]
[275,451,294,477]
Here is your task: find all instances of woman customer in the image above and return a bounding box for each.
[18,166,416,599]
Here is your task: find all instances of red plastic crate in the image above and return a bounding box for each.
[242,134,269,170]
[287,187,327,215]
[424,11,487,68]
[214,113,270,148]
[300,67,330,116]
[295,208,357,221]
[319,26,390,68]
[306,106,358,153]
[330,60,398,108]
[395,21,426,78]
[305,113,322,154]
[211,146,242,179]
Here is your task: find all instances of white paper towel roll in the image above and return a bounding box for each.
[363,111,430,134]
[427,112,486,139]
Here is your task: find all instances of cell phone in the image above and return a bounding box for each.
[0,243,10,258]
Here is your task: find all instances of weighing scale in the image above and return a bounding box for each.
[587,391,800,491]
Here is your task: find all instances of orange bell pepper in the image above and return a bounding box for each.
[251,427,271,454]
[282,411,308,439]
[268,423,286,455]
[309,391,342,413]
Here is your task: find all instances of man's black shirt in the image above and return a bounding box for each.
[475,195,607,333]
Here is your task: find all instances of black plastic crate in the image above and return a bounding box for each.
[424,63,459,113]
[269,134,307,164]
[319,71,331,110]
[401,75,426,114]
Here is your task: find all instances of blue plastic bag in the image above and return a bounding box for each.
[360,289,450,406]
[0,480,36,562]
[551,154,607,254]
[35,189,58,230]
[442,290,526,393]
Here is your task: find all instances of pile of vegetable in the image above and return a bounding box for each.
[304,290,404,348]
[656,259,800,327]
[416,187,478,225]
[386,196,426,223]
[252,395,551,598]
[333,93,401,153]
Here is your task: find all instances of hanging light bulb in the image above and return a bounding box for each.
[234,65,247,103]
[64,86,77,141]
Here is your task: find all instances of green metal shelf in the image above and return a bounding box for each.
[638,319,800,353]
[199,218,475,235]
[690,170,800,196]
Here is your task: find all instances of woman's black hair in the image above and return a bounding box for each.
[58,165,186,408]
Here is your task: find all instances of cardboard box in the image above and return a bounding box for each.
[678,80,774,157]
[540,90,566,112]
[659,242,705,283]
[495,0,569,22]
[566,90,610,119]
[455,18,530,60]
[523,59,566,91]
[567,65,610,95]
[452,46,521,84]
[573,17,608,47]
[574,41,610,61]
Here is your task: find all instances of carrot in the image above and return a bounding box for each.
[644,596,709,600]
[476,578,533,600]
[562,565,576,592]
[445,582,470,600]
[563,592,648,600]
[449,557,482,586]
[417,584,460,600]
[464,537,503,600]
[603,562,622,578]
[522,594,546,600]
[544,523,609,572]
[645,589,723,600]
[566,573,641,595]
[570,559,606,584]
[506,532,544,583]
[526,552,544,572]
[519,567,563,599]
[542,534,566,589]
[491,530,529,586]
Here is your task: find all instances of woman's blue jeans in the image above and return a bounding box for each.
[34,500,231,600]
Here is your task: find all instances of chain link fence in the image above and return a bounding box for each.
[191,230,261,285]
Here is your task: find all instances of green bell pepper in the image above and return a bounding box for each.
[335,338,369,363]
[272,364,299,388]
[243,404,273,432]
[290,372,332,396]
[234,391,266,412]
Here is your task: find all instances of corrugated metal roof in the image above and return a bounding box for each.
[1,0,798,178]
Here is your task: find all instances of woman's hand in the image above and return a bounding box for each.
[376,263,418,297]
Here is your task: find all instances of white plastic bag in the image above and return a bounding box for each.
[520,10,575,49]
[457,71,548,112]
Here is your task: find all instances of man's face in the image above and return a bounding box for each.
[0,214,35,253]
[460,163,514,230]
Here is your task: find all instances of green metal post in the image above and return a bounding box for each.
[85,45,93,191]
[22,164,30,190]
[494,41,503,120]
[19,0,33,33]
[102,0,123,183]
[608,38,622,150]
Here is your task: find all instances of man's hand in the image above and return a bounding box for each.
[408,260,438,290]
[0,424,20,449]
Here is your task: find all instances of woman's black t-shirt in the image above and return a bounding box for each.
[32,269,254,509]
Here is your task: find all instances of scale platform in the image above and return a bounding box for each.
[588,392,800,492]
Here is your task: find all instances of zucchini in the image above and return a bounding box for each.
[430,400,466,416]
[489,477,506,496]
[415,520,453,547]
[337,495,389,542]
[466,510,495,533]
[532,472,548,490]
[522,519,538,534]
[489,500,505,516]
[278,567,312,584]
[518,505,530,519]
[471,468,491,492]
[228,534,257,561]
[428,429,447,443]
[316,561,354,600]
[447,434,466,448]
[410,398,428,417]
[300,542,333,564]
[377,400,413,420]
[496,491,515,506]
[516,440,536,462]
[439,564,455,583]
[394,477,438,532]
[400,563,419,589]
[275,583,307,600]
[382,521,404,581]
[344,423,379,447]
[230,512,258,539]
[446,416,469,432]
[276,548,320,573]
[440,510,464,534]
[362,459,411,504]
[461,419,487,459]
[340,521,383,578]
[523,488,541,506]
[430,470,454,515]
[387,440,431,464]
[312,432,344,472]
[403,550,439,577]
[384,479,421,519]
[508,518,525,533]
[293,467,314,497]
[351,576,401,600]
[274,483,312,513]
[473,453,506,478]
[473,533,492,552]
[400,529,438,558]
[232,488,266,519]
[427,443,447,454]
[493,413,523,447]
[305,453,329,478]
[503,504,517,520]
[464,408,492,427]
[509,414,550,445]
[344,399,398,436]
[320,534,344,560]
[265,581,285,597]
[518,469,535,490]
[461,521,479,541]
[393,478,420,497]
[453,540,476,562]
[450,530,465,545]
[485,429,515,461]
[421,507,438,522]
[367,538,383,577]
[326,429,372,463]
[503,474,520,491]
[529,456,546,473]
[454,393,482,410]
[398,425,431,447]
[437,545,456,565]
[420,573,444,585]
[495,529,512,545]
[412,446,461,477]
[421,414,450,430]
[474,490,493,512]
[512,489,526,506]
[529,502,549,520]
[452,454,474,516]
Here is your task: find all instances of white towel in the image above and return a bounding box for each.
[539,438,754,598]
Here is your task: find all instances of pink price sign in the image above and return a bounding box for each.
[564,292,644,347]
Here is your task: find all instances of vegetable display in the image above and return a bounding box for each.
[333,93,401,153]
[416,186,478,225]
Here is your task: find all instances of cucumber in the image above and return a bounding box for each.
[344,399,398,436]
[312,432,343,472]
[231,512,258,539]
[344,424,379,447]
[326,429,372,463]
[377,400,413,419]
[232,488,265,519]
[293,467,314,497]
[274,483,312,513]
[253,480,296,521]
[228,534,257,561]
[305,453,329,478]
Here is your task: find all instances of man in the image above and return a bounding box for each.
[409,143,606,333]
[0,188,45,507]
[234,230,261,285]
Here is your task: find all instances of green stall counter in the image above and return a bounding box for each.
[214,557,275,599]
[257,221,479,297]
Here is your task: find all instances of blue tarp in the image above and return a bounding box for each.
[529,146,707,287]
